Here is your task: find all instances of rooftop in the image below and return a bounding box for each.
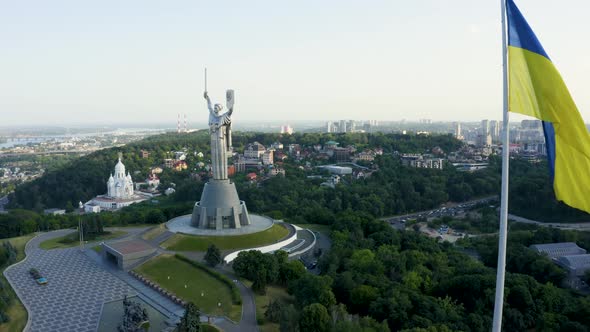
[530,242,587,259]
[556,254,590,270]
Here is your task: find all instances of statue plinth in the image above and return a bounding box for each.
[190,179,251,230]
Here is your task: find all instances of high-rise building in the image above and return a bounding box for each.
[348,120,355,133]
[481,120,490,137]
[339,120,347,133]
[326,122,334,133]
[521,119,542,129]
[280,125,294,135]
[453,122,463,140]
[490,120,500,142]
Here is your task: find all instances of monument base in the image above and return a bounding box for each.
[190,179,251,230]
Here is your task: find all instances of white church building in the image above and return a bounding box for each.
[84,155,148,213]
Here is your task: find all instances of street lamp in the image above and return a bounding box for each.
[78,201,84,251]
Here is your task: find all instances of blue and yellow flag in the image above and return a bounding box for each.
[507,0,590,213]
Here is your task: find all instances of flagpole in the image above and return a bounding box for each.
[492,0,510,331]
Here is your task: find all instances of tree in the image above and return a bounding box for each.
[178,302,201,332]
[280,304,300,332]
[252,268,268,295]
[146,209,166,224]
[204,244,222,267]
[299,303,330,332]
[279,260,306,286]
[265,299,283,323]
[288,274,336,309]
[65,201,74,213]
[118,296,149,332]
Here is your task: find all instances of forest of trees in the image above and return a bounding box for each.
[7,131,464,211]
[0,241,17,323]
[235,212,590,331]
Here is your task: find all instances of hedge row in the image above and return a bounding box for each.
[174,254,242,305]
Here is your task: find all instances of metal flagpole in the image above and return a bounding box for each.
[204,67,208,93]
[492,0,510,331]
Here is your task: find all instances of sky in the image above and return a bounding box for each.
[1,0,590,127]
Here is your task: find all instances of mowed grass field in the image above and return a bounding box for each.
[162,224,289,251]
[141,224,166,241]
[135,255,241,322]
[0,233,36,332]
[39,230,126,250]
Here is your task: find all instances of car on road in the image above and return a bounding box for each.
[29,268,48,285]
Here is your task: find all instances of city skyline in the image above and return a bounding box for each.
[2,0,590,126]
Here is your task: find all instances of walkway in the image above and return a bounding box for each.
[4,230,136,332]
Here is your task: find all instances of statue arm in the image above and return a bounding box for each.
[204,92,214,113]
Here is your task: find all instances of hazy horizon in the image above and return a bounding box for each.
[2,0,590,126]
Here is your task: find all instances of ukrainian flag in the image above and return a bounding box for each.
[507,0,590,213]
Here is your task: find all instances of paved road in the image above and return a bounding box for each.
[382,196,498,223]
[508,214,590,230]
[4,230,136,332]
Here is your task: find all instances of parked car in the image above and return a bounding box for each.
[29,268,48,285]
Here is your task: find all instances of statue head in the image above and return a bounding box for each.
[214,104,223,114]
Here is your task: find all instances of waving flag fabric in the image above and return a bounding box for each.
[507,0,590,213]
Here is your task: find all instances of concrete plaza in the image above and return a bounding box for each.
[4,230,136,332]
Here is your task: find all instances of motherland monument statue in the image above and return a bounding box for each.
[191,72,251,229]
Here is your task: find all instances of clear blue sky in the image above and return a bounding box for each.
[1,0,589,126]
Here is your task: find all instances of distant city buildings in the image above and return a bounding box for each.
[280,125,294,135]
[244,142,266,159]
[325,120,361,133]
[400,154,444,170]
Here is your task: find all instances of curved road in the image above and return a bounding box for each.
[508,214,590,230]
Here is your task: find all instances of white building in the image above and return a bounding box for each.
[84,155,148,212]
[270,142,284,150]
[244,142,266,159]
[261,150,274,165]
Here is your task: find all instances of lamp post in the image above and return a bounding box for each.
[78,201,84,251]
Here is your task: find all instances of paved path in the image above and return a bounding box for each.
[149,230,175,246]
[4,230,136,332]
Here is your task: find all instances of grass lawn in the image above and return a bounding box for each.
[0,233,35,332]
[293,223,331,236]
[39,230,126,250]
[135,255,241,322]
[242,280,294,332]
[162,224,289,252]
[201,324,221,332]
[141,224,166,241]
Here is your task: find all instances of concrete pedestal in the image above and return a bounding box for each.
[190,179,251,230]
